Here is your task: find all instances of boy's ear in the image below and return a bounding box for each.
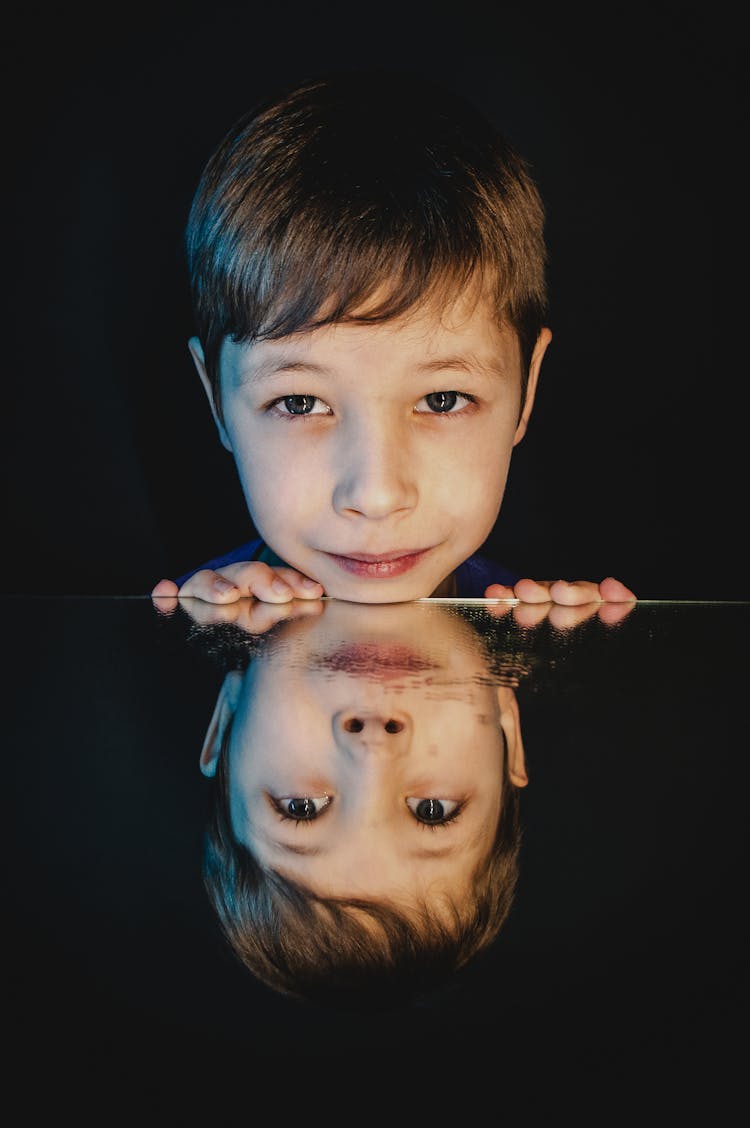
[497,685,528,788]
[513,326,552,446]
[200,670,243,777]
[188,336,233,453]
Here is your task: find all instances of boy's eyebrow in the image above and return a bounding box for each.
[266,838,460,860]
[235,356,326,384]
[414,355,510,379]
[273,840,323,856]
[237,352,510,384]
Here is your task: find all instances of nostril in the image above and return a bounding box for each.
[343,717,365,733]
[384,719,403,733]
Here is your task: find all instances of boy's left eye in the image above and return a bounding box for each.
[274,795,332,821]
[273,395,331,416]
[415,391,474,414]
[406,797,463,826]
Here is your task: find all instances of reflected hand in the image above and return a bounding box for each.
[151,561,325,608]
[151,588,325,632]
[482,577,637,629]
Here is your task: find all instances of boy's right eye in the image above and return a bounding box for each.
[271,395,331,416]
[272,795,332,821]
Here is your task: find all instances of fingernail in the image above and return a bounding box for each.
[214,578,238,594]
[272,578,291,594]
[302,577,323,589]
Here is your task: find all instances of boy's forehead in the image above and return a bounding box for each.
[223,293,520,380]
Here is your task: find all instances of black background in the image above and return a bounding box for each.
[4,1,745,598]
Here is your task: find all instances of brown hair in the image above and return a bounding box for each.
[186,68,549,421]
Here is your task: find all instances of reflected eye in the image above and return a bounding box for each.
[415,391,474,414]
[273,395,331,416]
[274,795,332,821]
[406,797,462,826]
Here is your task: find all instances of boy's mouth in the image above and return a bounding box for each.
[311,642,438,676]
[324,549,431,578]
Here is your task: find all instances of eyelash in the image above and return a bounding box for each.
[417,392,476,416]
[265,392,477,419]
[416,801,466,831]
[266,396,332,421]
[271,798,466,830]
[271,796,331,825]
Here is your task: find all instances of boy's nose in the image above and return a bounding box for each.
[333,712,410,756]
[332,422,418,519]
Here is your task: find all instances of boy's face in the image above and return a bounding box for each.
[201,600,527,906]
[193,292,550,601]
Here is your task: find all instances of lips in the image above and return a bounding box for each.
[325,549,431,579]
[314,642,438,677]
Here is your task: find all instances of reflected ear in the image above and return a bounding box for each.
[513,326,552,446]
[188,336,233,453]
[497,685,528,788]
[200,671,243,777]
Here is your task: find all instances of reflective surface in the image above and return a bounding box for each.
[8,595,748,1095]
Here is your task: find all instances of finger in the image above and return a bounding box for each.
[216,562,323,603]
[232,596,326,634]
[177,568,243,603]
[598,576,637,603]
[151,578,179,597]
[547,601,601,630]
[265,567,325,600]
[151,592,180,616]
[597,601,636,627]
[483,583,519,602]
[512,578,553,604]
[512,601,552,628]
[177,598,246,627]
[483,599,516,621]
[547,580,603,606]
[175,593,326,632]
[179,563,304,604]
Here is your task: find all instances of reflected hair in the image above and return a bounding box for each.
[186,68,548,421]
[202,716,522,1009]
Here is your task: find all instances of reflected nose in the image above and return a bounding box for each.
[334,712,410,754]
[341,715,405,734]
[332,421,418,518]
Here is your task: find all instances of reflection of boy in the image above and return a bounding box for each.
[197,599,529,1006]
[152,70,635,609]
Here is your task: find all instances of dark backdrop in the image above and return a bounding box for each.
[4,2,744,598]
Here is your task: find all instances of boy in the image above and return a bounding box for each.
[152,69,635,607]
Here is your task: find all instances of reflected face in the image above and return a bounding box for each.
[197,293,546,601]
[209,602,525,906]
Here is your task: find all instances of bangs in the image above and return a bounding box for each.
[197,174,515,347]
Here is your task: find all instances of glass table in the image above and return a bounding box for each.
[7,594,748,1097]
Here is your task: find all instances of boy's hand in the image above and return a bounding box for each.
[151,562,325,606]
[485,576,636,604]
[483,576,637,629]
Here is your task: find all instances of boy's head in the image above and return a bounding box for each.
[198,599,528,1005]
[186,69,552,601]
